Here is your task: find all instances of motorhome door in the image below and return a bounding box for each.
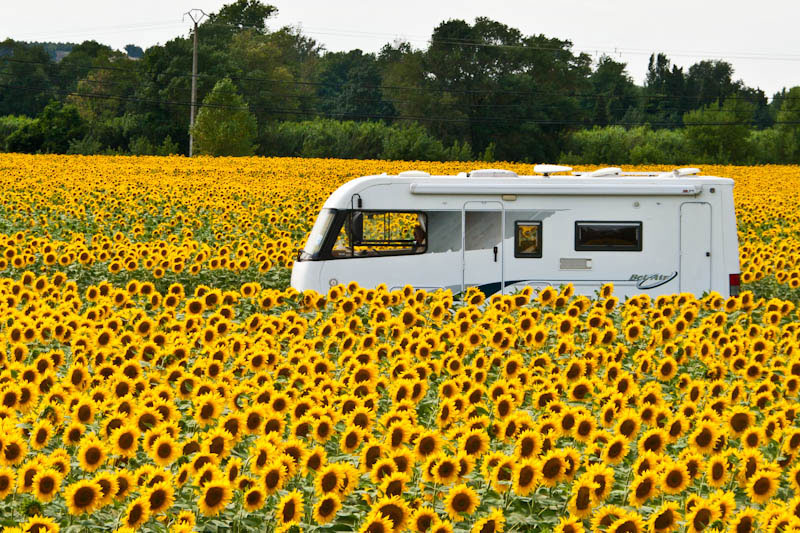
[680,202,712,294]
[462,201,504,295]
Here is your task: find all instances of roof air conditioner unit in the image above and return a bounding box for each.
[588,167,622,177]
[467,169,518,178]
[397,170,431,177]
[672,168,701,177]
[533,164,573,176]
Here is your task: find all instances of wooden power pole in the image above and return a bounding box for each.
[184,9,207,157]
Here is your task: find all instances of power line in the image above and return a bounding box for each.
[3,81,799,128]
[1,57,794,104]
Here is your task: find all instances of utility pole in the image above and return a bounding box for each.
[184,9,207,157]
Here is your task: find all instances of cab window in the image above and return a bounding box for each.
[330,211,427,258]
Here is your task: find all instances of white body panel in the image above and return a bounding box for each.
[291,172,740,300]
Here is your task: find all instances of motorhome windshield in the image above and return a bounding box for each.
[301,209,336,259]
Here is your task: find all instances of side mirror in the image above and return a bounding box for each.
[350,211,364,245]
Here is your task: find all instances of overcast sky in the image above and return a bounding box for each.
[2,0,799,97]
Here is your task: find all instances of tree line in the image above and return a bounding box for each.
[1,0,799,163]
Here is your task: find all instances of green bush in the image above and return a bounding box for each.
[0,115,36,151]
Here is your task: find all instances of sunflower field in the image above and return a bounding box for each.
[1,154,800,533]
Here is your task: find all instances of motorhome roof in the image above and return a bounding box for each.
[322,170,733,209]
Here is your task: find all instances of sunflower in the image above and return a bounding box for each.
[314,493,342,525]
[277,489,304,526]
[340,424,365,454]
[554,516,584,533]
[539,450,567,487]
[511,458,538,496]
[514,430,542,459]
[0,466,15,499]
[2,434,27,465]
[649,502,681,533]
[123,496,151,529]
[686,500,719,533]
[198,480,233,517]
[689,421,721,454]
[568,477,599,519]
[411,506,437,533]
[115,470,135,500]
[726,406,754,437]
[660,462,691,495]
[608,511,645,533]
[628,471,659,506]
[316,464,343,496]
[471,508,505,533]
[146,481,174,515]
[29,420,54,451]
[728,508,758,533]
[432,455,460,486]
[262,462,287,495]
[411,430,442,461]
[77,435,108,473]
[359,510,394,533]
[638,428,668,455]
[591,505,628,531]
[32,469,61,503]
[602,436,629,465]
[65,480,101,515]
[380,472,409,497]
[460,428,490,457]
[150,434,179,466]
[21,515,59,533]
[746,469,779,504]
[193,392,224,426]
[444,484,479,522]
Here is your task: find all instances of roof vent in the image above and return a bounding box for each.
[397,170,431,177]
[533,164,573,176]
[671,167,701,177]
[467,169,518,178]
[588,167,622,177]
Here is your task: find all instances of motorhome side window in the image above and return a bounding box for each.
[330,211,427,258]
[575,221,642,251]
[514,221,542,258]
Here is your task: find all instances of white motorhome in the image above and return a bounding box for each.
[291,166,741,300]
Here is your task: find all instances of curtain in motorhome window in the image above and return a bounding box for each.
[575,221,642,251]
[515,222,542,257]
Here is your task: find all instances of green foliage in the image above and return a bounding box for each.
[191,78,257,156]
[561,126,689,165]
[258,118,473,161]
[0,0,798,162]
[0,115,36,151]
[129,135,179,156]
[66,135,103,155]
[5,101,85,153]
[777,86,800,161]
[683,97,755,163]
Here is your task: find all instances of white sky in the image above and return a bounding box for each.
[2,0,799,97]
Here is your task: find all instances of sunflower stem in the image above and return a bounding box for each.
[621,466,633,505]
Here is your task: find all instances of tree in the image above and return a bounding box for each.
[0,40,54,117]
[316,49,394,121]
[191,77,257,156]
[6,100,86,153]
[777,86,800,160]
[206,0,277,34]
[588,55,639,125]
[683,97,754,163]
